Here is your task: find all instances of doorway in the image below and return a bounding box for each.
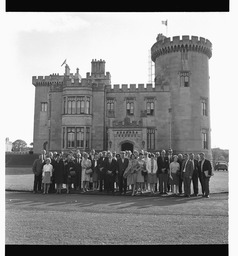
[121,142,134,152]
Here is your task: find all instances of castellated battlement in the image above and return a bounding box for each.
[32,75,64,86]
[106,83,170,92]
[151,34,212,61]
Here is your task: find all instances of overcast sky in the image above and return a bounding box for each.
[1,11,237,150]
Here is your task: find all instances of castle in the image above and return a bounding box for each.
[32,34,212,159]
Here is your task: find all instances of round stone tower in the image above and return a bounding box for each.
[151,34,212,159]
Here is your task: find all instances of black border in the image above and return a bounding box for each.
[5,0,229,12]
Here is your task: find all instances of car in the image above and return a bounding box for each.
[215,161,228,171]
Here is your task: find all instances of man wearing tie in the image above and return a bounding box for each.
[189,153,199,196]
[117,151,129,195]
[182,153,194,197]
[104,151,117,195]
[157,150,169,195]
[198,152,213,198]
[74,152,82,191]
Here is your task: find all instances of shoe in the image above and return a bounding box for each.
[205,195,210,198]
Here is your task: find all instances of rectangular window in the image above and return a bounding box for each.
[41,102,48,112]
[146,101,154,116]
[202,130,208,149]
[67,127,75,148]
[62,127,65,148]
[85,97,90,114]
[63,97,67,114]
[86,127,90,148]
[67,97,74,114]
[147,128,155,150]
[107,99,115,117]
[126,101,134,115]
[201,98,208,116]
[76,127,84,148]
[179,71,190,87]
[76,96,85,114]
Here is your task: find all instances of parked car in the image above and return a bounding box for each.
[215,161,228,171]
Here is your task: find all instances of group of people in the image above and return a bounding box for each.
[32,148,213,198]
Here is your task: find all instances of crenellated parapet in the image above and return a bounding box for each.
[32,74,64,86]
[106,83,170,92]
[151,34,212,62]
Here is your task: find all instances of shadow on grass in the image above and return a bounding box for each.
[6,190,222,210]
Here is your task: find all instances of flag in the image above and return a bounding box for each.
[162,20,168,26]
[61,59,67,66]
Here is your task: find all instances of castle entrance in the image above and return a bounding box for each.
[121,142,134,152]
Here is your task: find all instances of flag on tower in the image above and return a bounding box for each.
[162,20,168,26]
[61,59,67,66]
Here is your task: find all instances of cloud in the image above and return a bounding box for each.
[2,13,90,33]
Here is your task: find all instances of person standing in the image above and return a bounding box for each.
[142,151,149,192]
[169,155,180,195]
[199,152,213,198]
[154,152,160,192]
[189,153,199,196]
[98,151,108,192]
[146,153,158,194]
[92,154,99,191]
[54,154,65,194]
[167,149,173,192]
[81,152,92,192]
[42,158,53,194]
[182,153,194,197]
[32,154,44,193]
[117,151,129,195]
[123,154,139,196]
[104,152,117,195]
[74,152,82,191]
[136,152,145,194]
[65,154,77,194]
[48,151,56,193]
[157,150,170,195]
[177,153,184,195]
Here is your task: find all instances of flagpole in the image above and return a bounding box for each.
[166,20,168,36]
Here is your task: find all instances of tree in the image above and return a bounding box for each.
[12,139,27,152]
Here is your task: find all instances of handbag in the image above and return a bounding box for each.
[85,169,93,174]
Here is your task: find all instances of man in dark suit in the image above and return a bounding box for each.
[177,153,184,195]
[74,152,82,191]
[98,151,108,192]
[189,153,199,196]
[198,152,213,198]
[117,151,129,195]
[182,153,194,197]
[157,150,170,194]
[104,151,117,195]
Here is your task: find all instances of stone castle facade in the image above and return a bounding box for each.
[32,34,212,159]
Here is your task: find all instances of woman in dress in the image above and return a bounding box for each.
[136,152,145,194]
[54,154,65,194]
[123,153,140,196]
[65,154,76,194]
[169,155,180,195]
[81,152,92,192]
[42,158,53,194]
[146,153,158,194]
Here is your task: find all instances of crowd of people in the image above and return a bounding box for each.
[32,148,213,198]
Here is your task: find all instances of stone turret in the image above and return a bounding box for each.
[151,34,213,159]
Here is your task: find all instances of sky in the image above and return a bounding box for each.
[1,11,237,150]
